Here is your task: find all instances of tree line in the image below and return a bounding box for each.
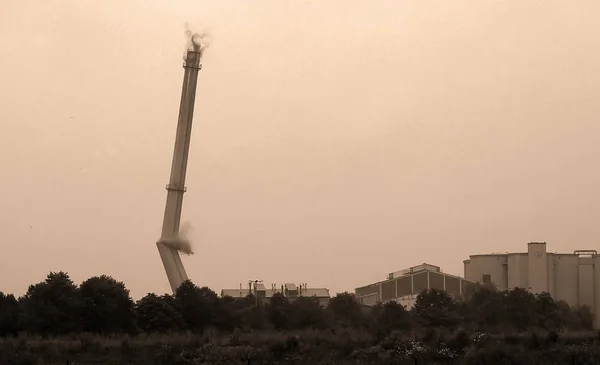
[0,272,594,338]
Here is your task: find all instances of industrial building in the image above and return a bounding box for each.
[355,263,475,309]
[221,282,331,306]
[463,242,600,327]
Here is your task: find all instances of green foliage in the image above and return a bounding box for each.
[412,289,461,329]
[535,292,562,331]
[464,284,504,331]
[372,301,411,337]
[174,280,224,332]
[18,271,83,335]
[502,287,537,331]
[288,296,328,330]
[136,293,184,333]
[266,292,291,330]
[0,292,19,336]
[326,292,364,327]
[80,275,136,334]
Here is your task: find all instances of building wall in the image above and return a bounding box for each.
[464,260,471,279]
[413,272,428,293]
[381,280,396,302]
[396,294,418,310]
[461,279,475,296]
[355,269,473,307]
[429,272,444,291]
[465,243,600,328]
[507,254,526,289]
[359,293,379,306]
[528,242,548,294]
[554,255,579,305]
[547,254,556,297]
[593,256,600,329]
[518,253,529,289]
[578,257,594,308]
[446,276,461,297]
[465,255,508,290]
[396,276,412,297]
[355,283,380,304]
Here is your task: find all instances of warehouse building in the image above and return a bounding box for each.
[463,241,600,327]
[221,282,331,306]
[355,263,475,308]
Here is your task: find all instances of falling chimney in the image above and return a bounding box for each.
[156,36,204,294]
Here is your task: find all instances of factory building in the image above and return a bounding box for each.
[355,263,475,309]
[221,282,331,306]
[463,242,600,327]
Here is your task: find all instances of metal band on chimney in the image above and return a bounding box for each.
[165,184,187,193]
[184,64,202,70]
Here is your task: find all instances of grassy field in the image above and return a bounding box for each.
[2,329,600,364]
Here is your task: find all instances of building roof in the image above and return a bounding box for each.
[466,250,598,259]
[221,287,330,299]
[355,264,468,292]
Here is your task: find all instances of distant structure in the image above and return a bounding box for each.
[355,263,475,309]
[464,241,600,327]
[156,37,204,294]
[221,282,331,306]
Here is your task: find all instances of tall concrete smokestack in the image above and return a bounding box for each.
[156,40,203,294]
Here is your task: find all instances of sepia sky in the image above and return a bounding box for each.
[1,0,599,299]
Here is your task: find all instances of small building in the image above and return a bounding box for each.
[464,241,600,328]
[355,263,475,308]
[221,282,331,306]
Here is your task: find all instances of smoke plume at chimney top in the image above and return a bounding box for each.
[183,23,210,61]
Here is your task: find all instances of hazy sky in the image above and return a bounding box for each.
[1,1,599,299]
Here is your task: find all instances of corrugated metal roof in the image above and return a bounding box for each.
[355,265,471,291]
[221,289,252,298]
[302,288,330,297]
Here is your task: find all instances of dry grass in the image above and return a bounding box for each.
[1,329,600,364]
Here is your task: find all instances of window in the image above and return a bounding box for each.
[482,274,491,284]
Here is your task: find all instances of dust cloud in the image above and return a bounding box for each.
[157,221,195,255]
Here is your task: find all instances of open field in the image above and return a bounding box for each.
[2,329,600,364]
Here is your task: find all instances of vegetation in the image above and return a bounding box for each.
[1,272,599,364]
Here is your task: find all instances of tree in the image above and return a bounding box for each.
[0,292,19,336]
[372,300,411,336]
[174,280,223,331]
[265,293,291,330]
[135,293,184,333]
[18,272,83,335]
[412,289,461,329]
[573,305,594,331]
[465,285,504,331]
[236,294,267,330]
[289,296,327,330]
[79,275,136,334]
[502,288,536,331]
[534,292,562,331]
[327,292,364,327]
[5,271,599,338]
